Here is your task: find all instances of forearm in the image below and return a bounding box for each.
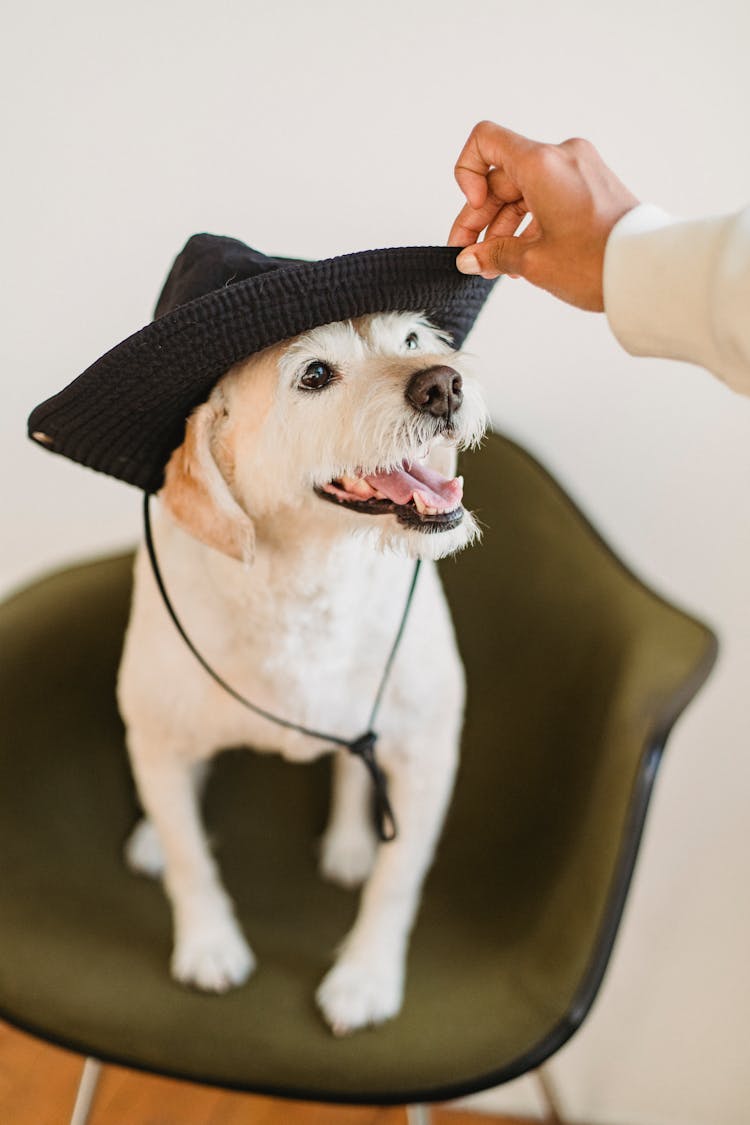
[603,204,750,395]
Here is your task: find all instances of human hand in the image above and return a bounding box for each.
[448,121,640,311]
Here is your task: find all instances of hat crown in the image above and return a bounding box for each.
[154,234,306,318]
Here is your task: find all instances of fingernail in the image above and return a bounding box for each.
[456,251,481,275]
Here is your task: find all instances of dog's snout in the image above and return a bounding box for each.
[405,366,463,419]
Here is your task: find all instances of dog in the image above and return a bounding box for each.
[116,309,488,1035]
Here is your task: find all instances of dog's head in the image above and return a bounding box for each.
[160,311,488,563]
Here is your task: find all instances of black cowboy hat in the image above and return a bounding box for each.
[27,235,497,493]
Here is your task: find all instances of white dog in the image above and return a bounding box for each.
[117,310,487,1035]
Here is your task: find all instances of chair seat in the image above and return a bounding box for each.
[0,432,716,1104]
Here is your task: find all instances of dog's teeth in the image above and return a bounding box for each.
[413,492,438,516]
[341,475,376,500]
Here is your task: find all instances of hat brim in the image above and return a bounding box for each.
[28,246,496,492]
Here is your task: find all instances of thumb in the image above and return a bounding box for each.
[456,236,527,280]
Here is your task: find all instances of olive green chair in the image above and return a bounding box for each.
[0,433,716,1122]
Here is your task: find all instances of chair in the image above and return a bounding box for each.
[0,432,716,1123]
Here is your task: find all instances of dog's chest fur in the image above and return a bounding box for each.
[119,511,461,766]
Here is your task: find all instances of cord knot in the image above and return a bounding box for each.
[347,731,397,842]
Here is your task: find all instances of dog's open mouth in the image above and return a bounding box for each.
[314,460,464,533]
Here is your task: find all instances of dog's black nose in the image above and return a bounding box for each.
[405,366,463,419]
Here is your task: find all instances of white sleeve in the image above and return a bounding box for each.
[603,203,750,395]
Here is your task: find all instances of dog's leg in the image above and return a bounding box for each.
[319,749,379,889]
[127,735,255,992]
[125,761,210,879]
[316,732,458,1035]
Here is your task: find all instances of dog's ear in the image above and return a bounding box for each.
[159,390,255,564]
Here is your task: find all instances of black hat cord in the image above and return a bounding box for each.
[143,493,421,842]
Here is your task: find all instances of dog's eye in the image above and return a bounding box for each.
[299,361,336,391]
[405,331,419,350]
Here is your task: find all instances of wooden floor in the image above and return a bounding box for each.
[0,1020,534,1125]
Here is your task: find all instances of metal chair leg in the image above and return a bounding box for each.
[70,1057,102,1125]
[534,1065,566,1124]
[406,1105,432,1125]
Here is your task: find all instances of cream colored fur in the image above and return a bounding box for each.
[117,311,487,1034]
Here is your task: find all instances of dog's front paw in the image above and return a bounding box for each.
[172,915,256,993]
[125,818,165,879]
[319,824,378,889]
[316,956,404,1036]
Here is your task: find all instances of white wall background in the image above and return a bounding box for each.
[3,2,749,1123]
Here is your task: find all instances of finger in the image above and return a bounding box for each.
[486,165,524,206]
[448,205,482,248]
[448,166,526,247]
[484,199,529,242]
[448,195,504,247]
[520,215,542,240]
[456,234,529,280]
[454,120,532,209]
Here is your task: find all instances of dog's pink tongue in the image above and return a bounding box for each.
[365,462,463,512]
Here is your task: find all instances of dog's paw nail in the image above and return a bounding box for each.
[319,828,378,889]
[172,919,255,993]
[125,818,165,878]
[316,958,403,1034]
